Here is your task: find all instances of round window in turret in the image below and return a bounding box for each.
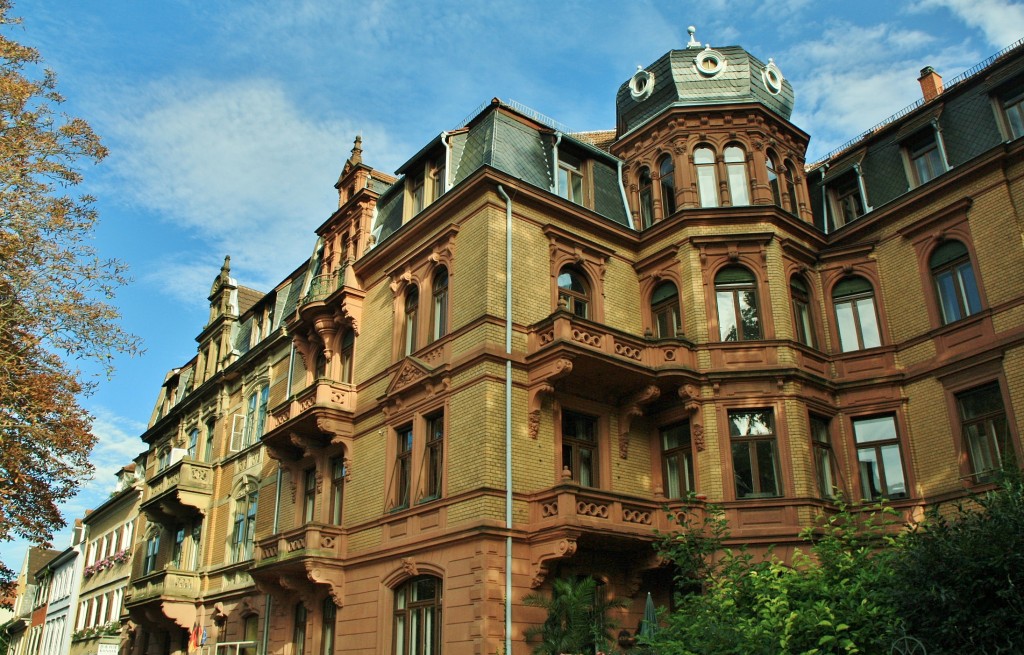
[630,68,655,101]
[694,47,726,77]
[762,59,784,95]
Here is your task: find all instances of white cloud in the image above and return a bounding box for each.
[98,77,403,301]
[916,0,1024,49]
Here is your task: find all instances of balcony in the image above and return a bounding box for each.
[250,524,345,607]
[526,312,698,404]
[124,569,199,629]
[528,484,683,543]
[140,459,213,525]
[300,266,346,307]
[263,379,355,460]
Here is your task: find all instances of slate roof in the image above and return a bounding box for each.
[373,103,631,245]
[616,45,795,137]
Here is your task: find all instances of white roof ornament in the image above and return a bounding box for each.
[687,25,700,49]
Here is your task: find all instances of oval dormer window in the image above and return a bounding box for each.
[695,47,726,77]
[763,59,784,95]
[630,68,655,101]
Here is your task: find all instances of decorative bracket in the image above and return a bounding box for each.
[618,385,661,459]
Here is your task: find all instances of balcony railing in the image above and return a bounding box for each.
[528,312,696,369]
[300,265,347,306]
[255,523,345,565]
[529,485,693,535]
[125,569,200,604]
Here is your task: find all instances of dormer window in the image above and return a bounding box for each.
[557,152,584,204]
[903,128,946,186]
[410,173,425,215]
[998,83,1024,139]
[827,169,866,227]
[431,156,446,202]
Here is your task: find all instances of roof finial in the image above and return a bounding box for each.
[687,25,700,48]
[349,135,363,166]
[221,255,231,275]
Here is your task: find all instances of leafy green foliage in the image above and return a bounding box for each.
[647,499,901,654]
[888,478,1024,654]
[523,576,629,655]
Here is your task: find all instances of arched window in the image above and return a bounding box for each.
[231,480,258,562]
[557,267,590,319]
[236,384,269,450]
[142,527,160,575]
[637,167,654,228]
[724,146,749,206]
[715,266,762,341]
[394,576,442,655]
[790,275,815,347]
[403,286,419,356]
[784,160,800,215]
[340,330,354,384]
[833,276,881,352]
[766,150,782,206]
[659,155,676,216]
[430,268,449,343]
[694,147,718,208]
[650,281,681,338]
[930,240,981,324]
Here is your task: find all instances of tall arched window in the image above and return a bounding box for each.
[430,268,449,343]
[715,266,762,341]
[557,267,590,319]
[237,384,269,450]
[231,480,258,562]
[650,281,681,338]
[930,240,981,324]
[766,150,782,206]
[638,167,654,228]
[724,146,749,206]
[790,275,815,347]
[394,576,442,655]
[833,276,882,352]
[694,147,718,208]
[340,330,354,383]
[784,160,800,215]
[659,155,676,216]
[403,286,419,356]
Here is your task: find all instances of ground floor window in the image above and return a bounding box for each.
[394,576,441,655]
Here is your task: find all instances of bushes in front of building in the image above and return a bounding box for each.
[644,479,1024,655]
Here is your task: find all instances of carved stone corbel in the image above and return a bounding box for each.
[530,536,578,588]
[618,385,661,459]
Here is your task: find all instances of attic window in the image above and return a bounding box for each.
[762,59,784,95]
[630,68,655,101]
[695,48,725,77]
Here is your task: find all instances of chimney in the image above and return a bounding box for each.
[918,66,943,102]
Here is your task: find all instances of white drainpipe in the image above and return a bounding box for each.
[497,184,513,655]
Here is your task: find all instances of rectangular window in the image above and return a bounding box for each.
[661,422,694,499]
[410,173,425,215]
[561,411,598,487]
[189,521,202,570]
[187,428,199,459]
[1000,85,1024,139]
[729,409,781,498]
[558,153,584,204]
[957,382,1014,482]
[828,171,865,227]
[143,533,159,575]
[293,604,307,655]
[904,128,945,186]
[395,426,413,509]
[330,456,345,525]
[171,526,185,568]
[424,413,444,501]
[240,615,259,655]
[303,469,317,523]
[204,418,216,463]
[431,157,446,202]
[810,416,838,499]
[853,415,907,500]
[233,489,258,562]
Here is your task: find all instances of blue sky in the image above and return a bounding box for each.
[3,0,1023,572]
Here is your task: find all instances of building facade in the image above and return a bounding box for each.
[114,32,1024,655]
[2,549,59,655]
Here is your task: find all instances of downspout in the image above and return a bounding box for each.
[931,117,951,172]
[441,131,451,193]
[617,160,632,228]
[819,165,829,235]
[854,162,872,212]
[551,132,563,196]
[496,184,513,655]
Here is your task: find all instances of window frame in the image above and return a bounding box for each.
[929,240,982,325]
[393,425,413,510]
[714,266,763,342]
[232,482,259,562]
[827,170,866,227]
[852,414,908,501]
[903,127,946,187]
[728,408,782,499]
[810,415,840,499]
[832,276,882,352]
[423,412,444,502]
[330,456,345,525]
[560,409,599,488]
[660,421,695,499]
[724,145,749,206]
[557,266,591,319]
[693,146,719,208]
[557,151,586,205]
[997,83,1024,140]
[955,381,1016,483]
[429,267,449,344]
[658,154,676,217]
[790,275,816,348]
[293,603,307,655]
[303,468,317,524]
[393,576,442,655]
[637,166,654,229]
[650,281,681,339]
[402,285,420,357]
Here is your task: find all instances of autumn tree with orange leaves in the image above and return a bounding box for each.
[0,1,141,601]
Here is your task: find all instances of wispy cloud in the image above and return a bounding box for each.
[915,0,1024,49]
[97,77,402,302]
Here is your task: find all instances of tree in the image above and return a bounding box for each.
[647,499,901,654]
[0,0,140,602]
[523,576,629,655]
[887,477,1024,654]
